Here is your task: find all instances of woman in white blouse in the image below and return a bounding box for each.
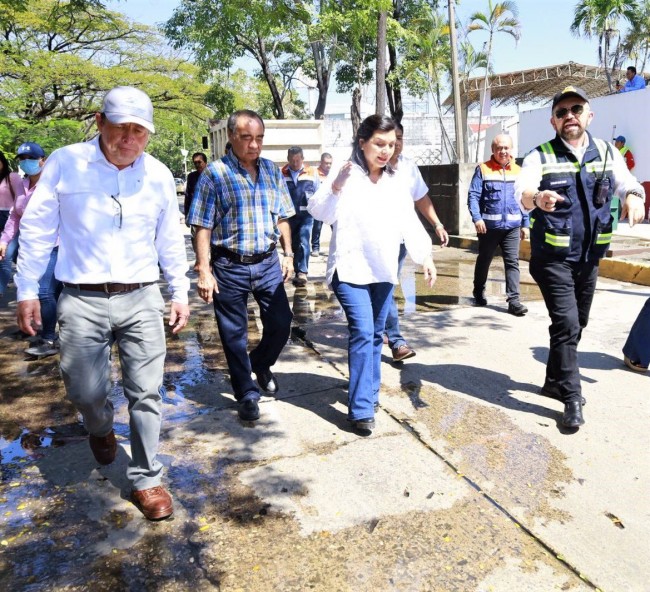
[308,115,436,433]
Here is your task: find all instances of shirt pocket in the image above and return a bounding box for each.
[590,209,613,259]
[541,214,572,258]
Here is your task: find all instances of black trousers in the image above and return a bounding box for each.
[473,227,521,302]
[529,257,599,403]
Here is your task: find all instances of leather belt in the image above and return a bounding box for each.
[62,282,154,294]
[212,244,276,265]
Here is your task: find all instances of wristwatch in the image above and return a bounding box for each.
[626,190,644,199]
[283,252,294,258]
[532,191,542,207]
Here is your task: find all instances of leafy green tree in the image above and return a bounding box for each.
[570,0,638,91]
[467,0,520,160]
[621,0,650,72]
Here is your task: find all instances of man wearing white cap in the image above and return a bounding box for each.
[15,86,190,520]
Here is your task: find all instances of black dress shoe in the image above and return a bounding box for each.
[255,368,278,394]
[473,293,487,306]
[348,417,375,433]
[561,401,585,428]
[540,383,586,406]
[238,399,260,421]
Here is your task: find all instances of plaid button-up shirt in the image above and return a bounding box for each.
[188,151,295,255]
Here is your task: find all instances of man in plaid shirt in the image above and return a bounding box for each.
[188,110,295,421]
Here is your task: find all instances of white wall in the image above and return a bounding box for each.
[519,87,650,184]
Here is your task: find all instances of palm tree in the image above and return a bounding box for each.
[570,0,638,91]
[621,0,650,72]
[467,0,521,161]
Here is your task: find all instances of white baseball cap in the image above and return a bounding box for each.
[102,86,155,133]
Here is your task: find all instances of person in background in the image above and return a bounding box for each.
[618,66,646,93]
[282,146,318,287]
[623,296,650,373]
[15,86,190,520]
[612,136,635,172]
[468,134,528,316]
[308,115,436,434]
[515,86,645,430]
[184,152,208,268]
[311,152,332,257]
[384,121,449,362]
[0,149,24,302]
[0,143,62,358]
[189,110,295,423]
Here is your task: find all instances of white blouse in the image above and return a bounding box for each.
[307,163,432,286]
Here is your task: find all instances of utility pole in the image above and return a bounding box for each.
[376,10,387,115]
[447,0,465,163]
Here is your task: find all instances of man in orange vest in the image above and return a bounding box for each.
[468,134,528,316]
[613,136,635,172]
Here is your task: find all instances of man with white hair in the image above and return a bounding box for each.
[15,86,190,520]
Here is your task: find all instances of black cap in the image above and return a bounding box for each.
[551,86,589,109]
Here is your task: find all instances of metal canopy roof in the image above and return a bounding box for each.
[444,62,636,109]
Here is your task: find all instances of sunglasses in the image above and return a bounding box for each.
[554,104,584,119]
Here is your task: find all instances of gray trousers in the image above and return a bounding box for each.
[58,284,166,490]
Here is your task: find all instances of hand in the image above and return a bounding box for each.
[422,256,437,288]
[520,227,528,241]
[17,299,42,336]
[537,190,565,212]
[196,267,218,303]
[281,256,292,282]
[621,193,645,227]
[0,242,6,260]
[436,226,449,247]
[332,161,353,192]
[474,220,487,235]
[169,302,190,334]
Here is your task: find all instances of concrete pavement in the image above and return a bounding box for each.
[0,232,648,591]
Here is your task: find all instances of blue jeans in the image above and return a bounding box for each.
[0,234,18,295]
[384,243,407,349]
[40,247,63,341]
[474,227,521,302]
[529,257,598,403]
[212,251,292,401]
[288,213,314,274]
[311,220,323,252]
[332,272,393,420]
[623,297,650,368]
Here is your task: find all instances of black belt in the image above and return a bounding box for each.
[62,282,154,294]
[212,244,276,265]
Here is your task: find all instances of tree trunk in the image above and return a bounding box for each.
[311,40,330,120]
[376,11,387,115]
[386,42,403,123]
[257,36,285,119]
[351,87,361,137]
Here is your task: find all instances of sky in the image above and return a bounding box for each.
[107,0,625,113]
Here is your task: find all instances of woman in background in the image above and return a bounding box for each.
[0,149,24,301]
[308,115,436,434]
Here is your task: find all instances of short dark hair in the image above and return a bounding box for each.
[320,152,332,160]
[0,149,11,185]
[287,146,303,158]
[350,114,396,176]
[227,110,265,133]
[627,66,637,75]
[394,121,404,134]
[192,152,207,163]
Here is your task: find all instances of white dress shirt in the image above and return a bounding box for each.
[394,154,428,202]
[15,136,190,302]
[307,164,432,287]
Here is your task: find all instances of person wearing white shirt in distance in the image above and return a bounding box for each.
[308,114,436,434]
[14,86,190,521]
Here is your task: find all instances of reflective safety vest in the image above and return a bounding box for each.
[468,157,527,231]
[619,145,635,171]
[529,133,614,262]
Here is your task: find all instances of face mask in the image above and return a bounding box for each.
[18,159,42,176]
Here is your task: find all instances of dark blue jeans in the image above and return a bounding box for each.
[384,243,407,349]
[474,227,521,302]
[623,297,650,368]
[212,251,292,401]
[288,213,313,275]
[41,247,63,341]
[311,220,323,252]
[332,272,393,420]
[0,234,18,296]
[529,257,599,403]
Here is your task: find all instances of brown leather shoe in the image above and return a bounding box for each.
[131,486,174,520]
[392,344,416,362]
[88,430,117,465]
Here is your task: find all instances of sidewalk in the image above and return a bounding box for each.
[0,232,648,591]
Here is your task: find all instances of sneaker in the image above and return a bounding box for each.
[25,338,59,358]
[392,344,416,362]
[310,251,319,258]
[507,301,528,316]
[293,272,308,287]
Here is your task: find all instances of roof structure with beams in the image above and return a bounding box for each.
[444,62,646,109]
